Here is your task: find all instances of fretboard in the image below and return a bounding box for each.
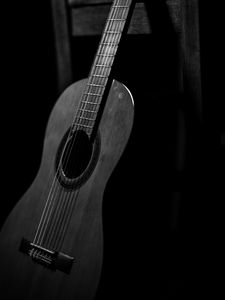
[73,0,133,135]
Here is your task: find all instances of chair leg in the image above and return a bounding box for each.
[51,0,73,93]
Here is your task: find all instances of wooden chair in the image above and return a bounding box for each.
[50,0,201,117]
[51,0,149,93]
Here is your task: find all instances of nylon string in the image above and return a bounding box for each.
[33,0,131,250]
[33,0,130,248]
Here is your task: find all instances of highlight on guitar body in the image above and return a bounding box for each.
[0,1,134,299]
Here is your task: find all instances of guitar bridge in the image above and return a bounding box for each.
[19,238,74,274]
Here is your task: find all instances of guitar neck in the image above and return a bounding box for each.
[74,0,134,136]
[90,0,133,84]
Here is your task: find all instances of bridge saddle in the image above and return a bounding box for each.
[19,238,74,274]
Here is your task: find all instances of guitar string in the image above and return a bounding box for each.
[48,0,131,248]
[45,5,119,249]
[43,0,131,250]
[52,189,80,251]
[42,188,68,247]
[50,0,131,250]
[33,104,81,244]
[33,0,122,246]
[46,0,127,250]
[33,0,131,248]
[32,98,86,244]
[34,0,130,247]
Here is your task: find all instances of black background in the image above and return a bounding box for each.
[0,1,224,299]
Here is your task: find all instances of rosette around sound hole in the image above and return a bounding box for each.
[55,128,100,190]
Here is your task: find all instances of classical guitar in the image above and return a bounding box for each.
[0,0,134,299]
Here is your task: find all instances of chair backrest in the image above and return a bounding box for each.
[51,0,152,93]
[51,0,201,121]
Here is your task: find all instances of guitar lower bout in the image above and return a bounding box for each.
[0,78,134,300]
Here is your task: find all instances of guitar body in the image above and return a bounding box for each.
[0,78,134,300]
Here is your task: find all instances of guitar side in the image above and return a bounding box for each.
[0,79,134,300]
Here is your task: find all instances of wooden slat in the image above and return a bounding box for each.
[70,1,182,36]
[51,0,73,93]
[71,3,150,36]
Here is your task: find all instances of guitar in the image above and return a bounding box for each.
[0,0,134,299]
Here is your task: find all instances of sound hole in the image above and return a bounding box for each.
[61,130,92,179]
[56,128,100,189]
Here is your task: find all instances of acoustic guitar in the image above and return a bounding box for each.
[0,0,134,299]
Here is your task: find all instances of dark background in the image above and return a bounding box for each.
[0,0,224,299]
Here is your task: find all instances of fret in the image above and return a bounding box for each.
[84,92,102,97]
[95,56,114,67]
[90,77,108,87]
[112,6,129,8]
[99,43,118,55]
[89,75,108,87]
[75,119,95,130]
[105,31,121,34]
[78,116,95,122]
[104,28,121,35]
[80,101,99,112]
[87,83,106,88]
[81,99,100,109]
[81,100,99,105]
[87,83,106,95]
[86,84,105,95]
[79,106,96,113]
[93,64,111,76]
[98,44,117,55]
[76,124,93,129]
[101,42,118,46]
[95,64,111,68]
[108,18,126,21]
[92,74,108,78]
[78,108,97,115]
[75,116,95,128]
[103,32,121,44]
[80,100,98,107]
[97,53,114,57]
[105,25,123,33]
[110,7,129,20]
